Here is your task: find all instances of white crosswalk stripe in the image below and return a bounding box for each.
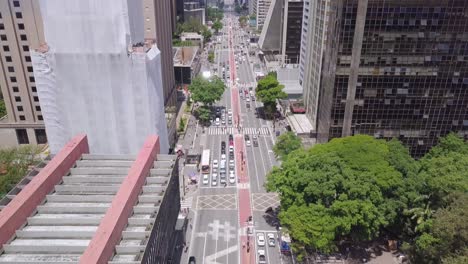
[181,196,193,210]
[207,127,269,135]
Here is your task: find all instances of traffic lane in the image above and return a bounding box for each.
[246,141,262,193]
[253,211,285,264]
[248,137,270,194]
[192,209,240,264]
[234,134,256,263]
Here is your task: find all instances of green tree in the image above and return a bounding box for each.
[188,76,225,106]
[208,51,215,63]
[249,14,256,20]
[255,74,287,116]
[413,193,468,263]
[272,132,302,160]
[195,106,211,124]
[238,16,248,27]
[0,99,6,117]
[266,135,406,253]
[0,145,42,197]
[212,20,223,33]
[202,26,212,42]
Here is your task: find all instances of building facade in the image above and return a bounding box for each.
[256,0,272,30]
[304,0,468,157]
[0,0,46,148]
[31,0,169,155]
[259,0,303,64]
[143,0,178,147]
[300,0,330,128]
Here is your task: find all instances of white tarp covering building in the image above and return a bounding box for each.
[31,0,169,155]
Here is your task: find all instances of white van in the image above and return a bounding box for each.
[220,160,227,173]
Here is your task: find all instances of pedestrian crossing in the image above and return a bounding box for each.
[181,196,193,211]
[207,127,270,135]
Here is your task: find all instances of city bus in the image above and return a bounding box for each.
[201,149,210,174]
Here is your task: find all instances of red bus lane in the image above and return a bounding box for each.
[228,18,255,264]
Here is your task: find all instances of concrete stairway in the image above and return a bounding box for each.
[109,154,176,264]
[0,154,135,264]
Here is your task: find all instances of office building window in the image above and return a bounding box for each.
[13,1,20,7]
[5,56,11,62]
[14,96,21,102]
[17,105,23,111]
[0,24,4,30]
[15,12,22,19]
[35,105,41,111]
[10,76,17,82]
[35,129,47,144]
[0,34,6,41]
[18,23,24,30]
[29,76,35,82]
[33,96,39,102]
[7,66,14,72]
[31,86,36,92]
[12,86,19,92]
[37,115,43,121]
[25,56,31,62]
[23,45,29,51]
[27,66,33,72]
[19,115,25,120]
[16,129,29,144]
[20,34,27,41]
[3,45,9,52]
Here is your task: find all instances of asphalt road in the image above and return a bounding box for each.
[186,14,288,264]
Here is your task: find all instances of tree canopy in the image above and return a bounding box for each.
[188,76,225,106]
[0,145,42,197]
[0,99,6,117]
[255,74,287,116]
[267,135,406,253]
[212,20,223,33]
[238,16,248,27]
[206,6,224,21]
[273,132,302,160]
[267,133,468,262]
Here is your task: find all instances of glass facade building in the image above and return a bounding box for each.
[308,0,468,157]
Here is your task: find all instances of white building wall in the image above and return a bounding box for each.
[31,0,169,155]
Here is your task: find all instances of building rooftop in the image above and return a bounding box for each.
[287,114,314,134]
[173,46,199,67]
[0,135,180,263]
[277,66,303,95]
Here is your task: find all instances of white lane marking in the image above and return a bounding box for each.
[205,245,238,264]
[203,232,208,263]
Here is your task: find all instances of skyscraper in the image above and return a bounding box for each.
[143,0,178,145]
[303,0,468,157]
[31,0,169,155]
[259,0,304,64]
[256,0,272,30]
[0,0,46,148]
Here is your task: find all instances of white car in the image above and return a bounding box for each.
[229,159,235,168]
[221,154,226,160]
[246,140,251,147]
[202,174,209,185]
[267,233,276,247]
[211,173,218,186]
[246,97,250,102]
[229,146,234,153]
[215,118,220,126]
[229,172,236,184]
[228,109,232,115]
[258,249,266,264]
[257,233,265,247]
[213,159,219,168]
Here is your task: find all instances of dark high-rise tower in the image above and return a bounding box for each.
[302,0,468,157]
